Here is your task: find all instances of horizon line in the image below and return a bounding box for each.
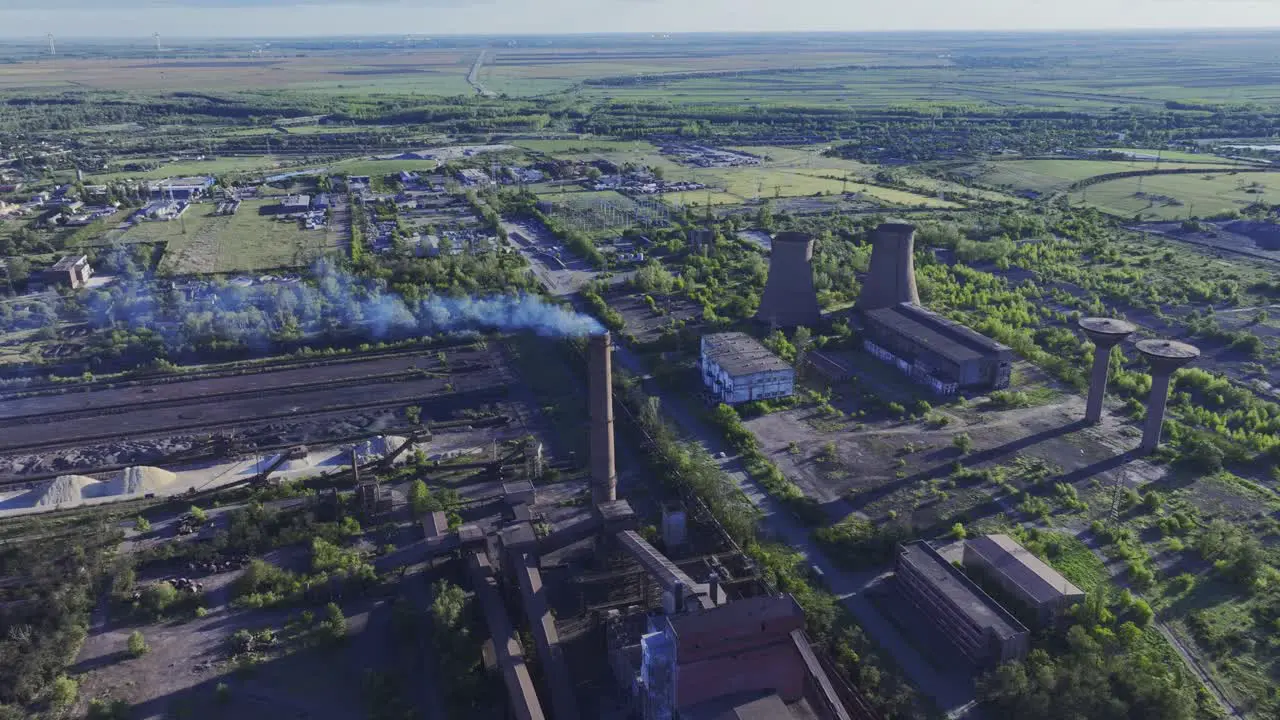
[6,26,1280,41]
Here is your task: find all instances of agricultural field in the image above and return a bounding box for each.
[1068,172,1280,220]
[959,159,1251,196]
[0,51,474,93]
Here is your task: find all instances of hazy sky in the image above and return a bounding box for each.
[3,0,1279,38]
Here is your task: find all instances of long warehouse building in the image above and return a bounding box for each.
[863,302,1013,392]
[963,534,1085,628]
[895,541,1029,668]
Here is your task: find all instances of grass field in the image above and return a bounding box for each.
[1088,147,1244,164]
[692,166,961,207]
[112,200,336,274]
[962,159,1251,195]
[1067,171,1280,220]
[329,158,440,177]
[89,156,288,182]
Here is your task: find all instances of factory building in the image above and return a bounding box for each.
[267,195,312,215]
[41,255,93,289]
[146,176,215,200]
[619,594,852,720]
[895,541,1030,668]
[857,222,1013,394]
[963,534,1085,628]
[700,332,794,405]
[863,302,1013,393]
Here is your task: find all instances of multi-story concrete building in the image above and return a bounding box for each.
[895,541,1029,668]
[700,332,794,405]
[963,534,1085,628]
[41,255,92,289]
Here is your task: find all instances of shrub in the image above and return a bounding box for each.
[139,581,179,617]
[188,505,208,524]
[50,675,77,710]
[952,433,974,454]
[133,516,151,532]
[949,522,968,540]
[322,602,347,643]
[86,699,130,720]
[1130,598,1154,626]
[127,630,149,657]
[1176,436,1224,473]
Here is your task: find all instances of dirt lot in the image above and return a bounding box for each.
[606,289,703,345]
[747,374,1166,531]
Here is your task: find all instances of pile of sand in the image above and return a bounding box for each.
[33,475,103,507]
[353,435,409,463]
[279,456,313,472]
[102,466,178,497]
[252,454,314,474]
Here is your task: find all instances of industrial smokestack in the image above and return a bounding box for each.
[1079,318,1136,424]
[589,332,617,505]
[859,222,921,311]
[756,232,821,328]
[1136,339,1200,454]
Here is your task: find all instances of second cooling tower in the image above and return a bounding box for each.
[859,222,921,311]
[756,231,821,328]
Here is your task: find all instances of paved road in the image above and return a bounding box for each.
[467,51,497,98]
[608,341,981,718]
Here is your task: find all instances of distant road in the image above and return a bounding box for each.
[467,51,497,98]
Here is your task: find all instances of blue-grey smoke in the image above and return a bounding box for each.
[82,256,602,356]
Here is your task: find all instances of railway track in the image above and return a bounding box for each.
[0,382,512,460]
[0,362,491,428]
[0,338,479,403]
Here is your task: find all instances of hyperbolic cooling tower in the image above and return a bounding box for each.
[756,231,821,328]
[859,222,921,311]
[589,332,617,505]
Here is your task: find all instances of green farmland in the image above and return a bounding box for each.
[962,159,1250,195]
[1069,171,1280,220]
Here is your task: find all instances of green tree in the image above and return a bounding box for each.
[188,505,208,524]
[127,630,149,657]
[134,515,151,532]
[323,602,347,643]
[408,479,432,517]
[953,433,974,454]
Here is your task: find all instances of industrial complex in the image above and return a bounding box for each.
[411,333,860,720]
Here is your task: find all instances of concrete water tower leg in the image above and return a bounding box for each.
[1135,339,1200,454]
[1078,318,1136,425]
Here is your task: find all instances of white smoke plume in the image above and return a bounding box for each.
[83,257,602,356]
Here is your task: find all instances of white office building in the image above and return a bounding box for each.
[700,332,795,405]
